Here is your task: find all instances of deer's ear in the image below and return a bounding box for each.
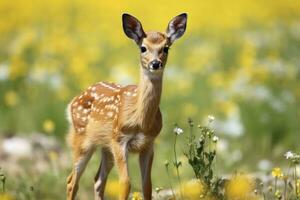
[166,13,187,44]
[122,13,146,44]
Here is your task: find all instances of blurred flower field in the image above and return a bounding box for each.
[1,0,300,199]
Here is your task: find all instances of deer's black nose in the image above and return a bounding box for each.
[150,60,162,70]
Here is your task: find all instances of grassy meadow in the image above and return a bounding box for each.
[1,0,300,199]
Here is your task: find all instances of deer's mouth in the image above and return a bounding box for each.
[149,67,163,73]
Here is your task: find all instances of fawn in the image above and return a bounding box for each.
[66,13,187,200]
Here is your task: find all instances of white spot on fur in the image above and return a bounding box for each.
[77,127,85,133]
[107,111,114,118]
[83,109,89,114]
[95,95,100,100]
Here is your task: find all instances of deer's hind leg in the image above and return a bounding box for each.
[94,148,114,200]
[67,133,95,200]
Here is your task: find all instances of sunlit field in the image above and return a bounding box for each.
[1,0,300,199]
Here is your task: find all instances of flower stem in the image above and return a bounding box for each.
[189,123,193,157]
[174,134,183,200]
[284,178,287,200]
[165,166,176,199]
[1,177,5,193]
[294,165,297,197]
[275,177,277,192]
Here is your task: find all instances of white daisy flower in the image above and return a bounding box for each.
[284,151,294,160]
[173,127,183,135]
[212,136,219,143]
[208,115,215,123]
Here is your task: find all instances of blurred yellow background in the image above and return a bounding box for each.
[1,0,300,199]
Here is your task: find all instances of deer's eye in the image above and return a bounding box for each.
[140,46,147,53]
[163,47,169,53]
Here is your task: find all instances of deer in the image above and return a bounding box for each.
[66,13,187,200]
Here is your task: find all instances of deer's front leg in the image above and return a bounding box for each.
[139,145,154,200]
[112,141,131,200]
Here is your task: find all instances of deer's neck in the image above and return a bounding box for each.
[127,69,162,130]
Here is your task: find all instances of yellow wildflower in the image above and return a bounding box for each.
[271,168,283,178]
[131,192,142,200]
[226,174,254,199]
[4,90,18,107]
[181,179,206,199]
[43,119,55,133]
[105,180,119,199]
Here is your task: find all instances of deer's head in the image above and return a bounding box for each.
[122,13,187,76]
